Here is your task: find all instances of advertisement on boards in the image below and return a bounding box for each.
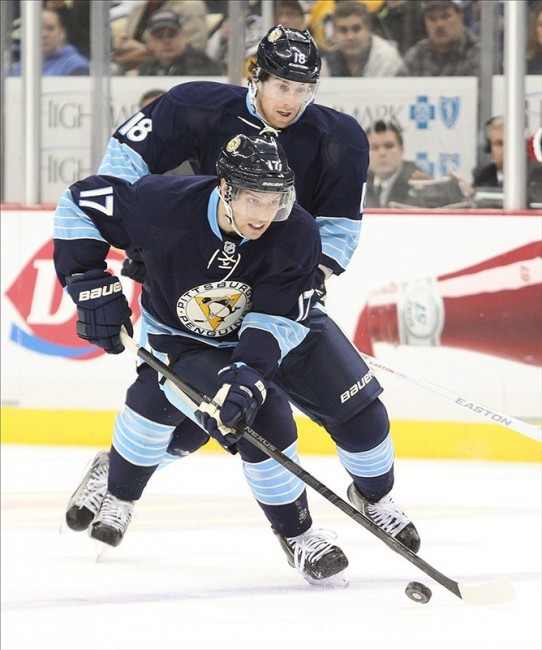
[2,208,541,428]
[4,76,477,203]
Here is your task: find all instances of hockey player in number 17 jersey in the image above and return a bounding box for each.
[57,28,420,586]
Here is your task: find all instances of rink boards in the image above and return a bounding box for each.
[1,206,541,461]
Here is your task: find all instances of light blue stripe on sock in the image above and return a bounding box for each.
[336,435,394,477]
[242,441,305,505]
[113,406,175,466]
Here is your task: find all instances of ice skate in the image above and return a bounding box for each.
[64,450,109,532]
[347,483,420,552]
[89,491,134,548]
[274,527,349,588]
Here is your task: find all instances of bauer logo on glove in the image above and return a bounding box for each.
[76,280,123,301]
[66,269,133,354]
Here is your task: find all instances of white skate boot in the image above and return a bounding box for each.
[275,527,349,588]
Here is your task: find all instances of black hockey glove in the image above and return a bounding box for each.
[121,247,147,284]
[195,364,267,452]
[66,270,133,354]
[314,266,327,304]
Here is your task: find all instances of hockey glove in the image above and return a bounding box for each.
[121,247,147,284]
[66,270,133,354]
[195,364,267,452]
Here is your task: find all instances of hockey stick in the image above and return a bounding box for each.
[353,351,541,443]
[119,329,515,606]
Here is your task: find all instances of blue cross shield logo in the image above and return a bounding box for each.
[409,96,436,129]
[439,97,460,128]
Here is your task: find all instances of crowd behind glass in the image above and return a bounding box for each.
[4,0,542,208]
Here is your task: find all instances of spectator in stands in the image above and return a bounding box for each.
[111,0,208,74]
[275,0,307,30]
[138,8,224,76]
[206,15,229,68]
[44,0,91,59]
[370,1,426,55]
[471,116,542,208]
[309,0,384,53]
[472,116,505,189]
[365,119,469,208]
[10,7,90,76]
[322,1,406,76]
[526,2,542,74]
[206,13,263,77]
[400,0,480,76]
[365,120,430,207]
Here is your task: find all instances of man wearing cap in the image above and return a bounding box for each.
[138,8,224,76]
[400,0,480,76]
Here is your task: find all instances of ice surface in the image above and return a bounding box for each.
[1,445,541,650]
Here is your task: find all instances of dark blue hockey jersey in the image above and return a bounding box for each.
[94,81,367,276]
[54,174,322,380]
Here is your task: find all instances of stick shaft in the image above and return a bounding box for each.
[119,331,462,596]
[119,330,515,604]
[360,353,541,443]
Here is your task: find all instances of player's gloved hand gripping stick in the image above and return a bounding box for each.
[195,363,267,452]
[119,327,516,607]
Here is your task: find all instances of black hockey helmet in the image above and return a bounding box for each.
[217,134,295,192]
[256,25,321,84]
[216,134,295,221]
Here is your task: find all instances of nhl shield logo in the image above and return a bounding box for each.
[439,97,460,128]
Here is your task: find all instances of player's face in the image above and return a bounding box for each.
[256,76,316,128]
[368,131,403,179]
[230,188,284,239]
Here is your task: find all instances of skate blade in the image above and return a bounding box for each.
[94,540,112,562]
[303,569,349,589]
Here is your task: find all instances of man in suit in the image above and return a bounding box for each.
[364,119,430,208]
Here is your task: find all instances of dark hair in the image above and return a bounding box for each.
[332,1,369,25]
[367,119,404,147]
[42,6,70,32]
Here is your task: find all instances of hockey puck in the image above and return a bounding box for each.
[405,581,432,604]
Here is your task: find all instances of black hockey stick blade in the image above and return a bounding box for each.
[119,329,516,606]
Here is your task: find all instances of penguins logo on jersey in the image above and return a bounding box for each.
[176,281,252,337]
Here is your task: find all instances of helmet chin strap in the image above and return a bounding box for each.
[219,186,245,238]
